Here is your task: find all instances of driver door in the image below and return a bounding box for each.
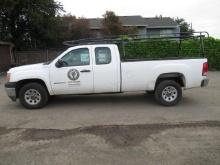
[50,47,93,95]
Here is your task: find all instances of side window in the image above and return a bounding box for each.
[61,48,90,66]
[95,47,111,65]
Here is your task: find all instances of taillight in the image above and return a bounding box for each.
[202,62,208,76]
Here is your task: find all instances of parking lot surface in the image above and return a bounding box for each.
[0,72,220,165]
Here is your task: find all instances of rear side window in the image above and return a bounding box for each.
[95,47,111,65]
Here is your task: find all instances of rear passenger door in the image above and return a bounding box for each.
[92,45,120,93]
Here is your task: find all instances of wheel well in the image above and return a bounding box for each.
[16,79,48,97]
[155,73,185,89]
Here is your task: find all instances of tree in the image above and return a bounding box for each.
[58,14,93,42]
[123,26,138,35]
[0,0,63,49]
[101,11,124,36]
[57,14,77,41]
[69,17,93,40]
[174,17,194,34]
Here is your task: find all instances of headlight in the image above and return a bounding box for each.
[6,73,11,82]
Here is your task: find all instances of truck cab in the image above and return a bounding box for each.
[50,44,121,95]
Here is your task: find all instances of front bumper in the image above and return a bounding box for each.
[5,82,17,101]
[201,77,209,87]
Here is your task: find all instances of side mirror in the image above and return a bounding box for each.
[55,59,64,68]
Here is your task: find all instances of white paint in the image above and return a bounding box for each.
[91,45,121,93]
[121,59,206,92]
[50,46,94,95]
[8,44,207,95]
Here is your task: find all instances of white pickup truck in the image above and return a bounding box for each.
[5,44,209,109]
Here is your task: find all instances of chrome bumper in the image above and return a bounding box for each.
[201,77,209,87]
[5,82,17,101]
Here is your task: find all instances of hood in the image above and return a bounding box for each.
[8,63,45,74]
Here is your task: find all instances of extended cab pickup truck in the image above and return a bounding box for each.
[5,44,209,109]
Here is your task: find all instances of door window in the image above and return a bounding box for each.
[61,48,90,66]
[95,47,111,65]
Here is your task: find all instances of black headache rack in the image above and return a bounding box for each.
[63,31,209,59]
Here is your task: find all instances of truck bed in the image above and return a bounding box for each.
[121,58,207,92]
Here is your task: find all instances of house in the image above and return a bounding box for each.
[88,16,180,38]
[0,41,14,72]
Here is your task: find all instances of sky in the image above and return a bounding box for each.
[59,0,220,38]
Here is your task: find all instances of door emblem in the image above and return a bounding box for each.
[67,69,80,81]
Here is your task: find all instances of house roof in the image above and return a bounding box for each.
[88,16,178,29]
[119,16,148,26]
[145,17,178,28]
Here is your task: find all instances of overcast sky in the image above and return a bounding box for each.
[60,0,220,38]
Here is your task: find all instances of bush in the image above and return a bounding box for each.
[117,37,220,70]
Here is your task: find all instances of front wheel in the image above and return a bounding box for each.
[19,83,48,109]
[154,80,182,106]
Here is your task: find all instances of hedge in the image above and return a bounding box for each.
[117,37,220,70]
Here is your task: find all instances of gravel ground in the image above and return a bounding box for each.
[0,72,220,165]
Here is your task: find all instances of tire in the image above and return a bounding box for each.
[19,83,48,109]
[146,91,155,95]
[154,80,182,106]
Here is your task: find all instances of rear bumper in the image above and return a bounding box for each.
[5,82,17,101]
[201,77,209,87]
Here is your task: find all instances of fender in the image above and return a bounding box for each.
[10,69,54,95]
[148,63,190,90]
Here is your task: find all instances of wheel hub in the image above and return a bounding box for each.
[24,89,41,105]
[162,86,178,102]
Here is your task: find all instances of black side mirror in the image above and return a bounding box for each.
[55,59,64,68]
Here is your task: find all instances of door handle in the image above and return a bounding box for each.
[80,69,91,73]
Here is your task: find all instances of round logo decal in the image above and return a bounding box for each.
[67,69,80,81]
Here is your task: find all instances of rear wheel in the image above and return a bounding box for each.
[19,83,48,109]
[154,80,182,106]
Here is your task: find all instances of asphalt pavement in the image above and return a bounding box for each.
[0,72,220,165]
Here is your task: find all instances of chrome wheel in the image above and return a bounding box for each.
[162,86,178,102]
[24,89,41,105]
